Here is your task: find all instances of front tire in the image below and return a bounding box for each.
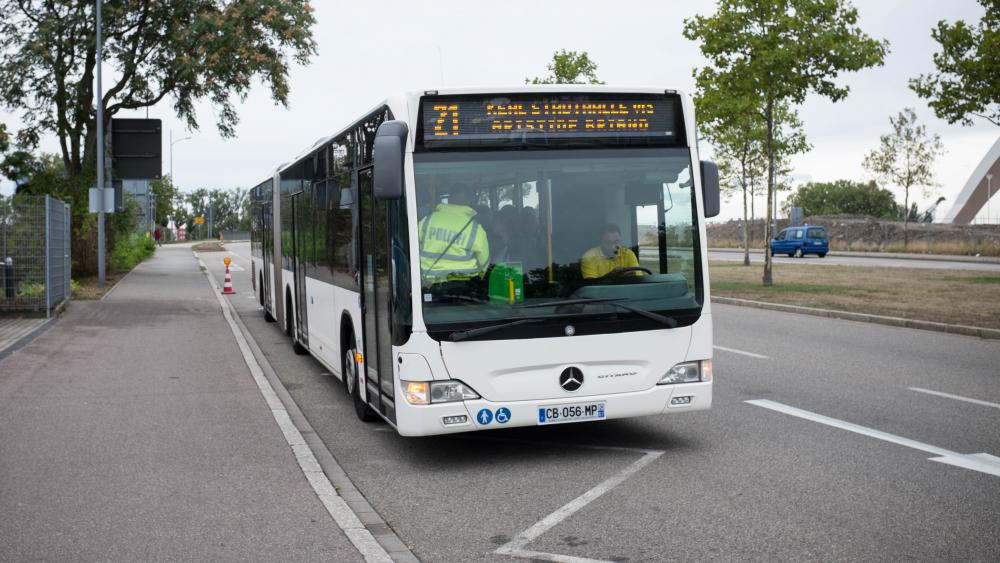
[795,247,805,258]
[345,348,378,422]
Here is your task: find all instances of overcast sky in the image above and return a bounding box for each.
[2,0,998,222]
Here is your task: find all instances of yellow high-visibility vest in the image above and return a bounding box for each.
[418,204,490,280]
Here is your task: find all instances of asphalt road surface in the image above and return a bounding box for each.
[210,243,1000,562]
[709,248,1000,272]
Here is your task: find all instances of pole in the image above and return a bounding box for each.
[169,129,173,181]
[96,0,105,288]
[987,174,993,225]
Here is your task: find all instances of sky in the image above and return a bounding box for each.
[2,0,998,223]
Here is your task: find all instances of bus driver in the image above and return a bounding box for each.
[418,184,490,281]
[581,224,642,279]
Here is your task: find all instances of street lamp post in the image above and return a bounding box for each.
[169,130,192,183]
[987,173,994,225]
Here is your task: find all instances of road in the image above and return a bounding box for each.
[211,242,1000,562]
[709,248,1000,272]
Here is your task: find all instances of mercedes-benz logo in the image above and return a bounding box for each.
[559,367,584,392]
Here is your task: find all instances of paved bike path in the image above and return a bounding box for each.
[0,246,363,561]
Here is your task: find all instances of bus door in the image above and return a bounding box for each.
[261,201,274,314]
[358,167,396,422]
[289,193,309,346]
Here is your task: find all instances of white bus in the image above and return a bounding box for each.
[250,87,719,436]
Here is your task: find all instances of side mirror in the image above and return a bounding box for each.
[700,160,720,218]
[374,120,408,200]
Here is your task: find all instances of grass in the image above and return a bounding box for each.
[193,241,225,252]
[709,261,1000,329]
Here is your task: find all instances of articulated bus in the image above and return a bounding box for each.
[250,87,720,436]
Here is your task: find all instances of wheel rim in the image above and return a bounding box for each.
[345,350,356,394]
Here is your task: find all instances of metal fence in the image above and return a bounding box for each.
[0,195,72,317]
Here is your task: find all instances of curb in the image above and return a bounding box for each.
[195,251,418,562]
[0,317,55,361]
[709,247,1000,265]
[714,297,1000,341]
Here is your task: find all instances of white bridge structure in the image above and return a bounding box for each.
[944,136,1000,224]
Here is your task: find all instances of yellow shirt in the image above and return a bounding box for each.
[581,246,640,279]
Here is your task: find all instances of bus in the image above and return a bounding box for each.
[250,87,720,436]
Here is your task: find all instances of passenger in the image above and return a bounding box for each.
[490,209,516,264]
[417,185,490,281]
[580,224,642,279]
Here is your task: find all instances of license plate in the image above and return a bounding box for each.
[537,402,606,425]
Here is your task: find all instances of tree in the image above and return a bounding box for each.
[526,50,605,84]
[862,108,944,248]
[150,176,179,228]
[0,1,316,178]
[684,0,887,286]
[697,87,805,266]
[783,179,898,218]
[910,0,1000,126]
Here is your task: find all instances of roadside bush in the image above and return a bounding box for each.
[110,233,156,270]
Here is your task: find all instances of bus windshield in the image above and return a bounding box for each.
[413,148,703,338]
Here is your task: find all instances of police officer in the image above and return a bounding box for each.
[418,184,490,281]
[581,224,642,279]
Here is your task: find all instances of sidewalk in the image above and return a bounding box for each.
[0,246,363,561]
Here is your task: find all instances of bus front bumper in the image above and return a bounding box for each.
[393,381,712,437]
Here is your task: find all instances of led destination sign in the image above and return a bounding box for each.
[420,94,682,146]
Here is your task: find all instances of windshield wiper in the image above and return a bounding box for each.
[448,318,544,342]
[516,297,678,328]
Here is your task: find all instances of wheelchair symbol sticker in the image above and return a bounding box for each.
[495,407,511,424]
[476,408,493,425]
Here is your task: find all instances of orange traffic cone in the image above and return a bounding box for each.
[222,264,235,294]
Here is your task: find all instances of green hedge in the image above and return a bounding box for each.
[111,233,156,270]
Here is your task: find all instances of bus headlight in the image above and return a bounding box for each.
[402,380,480,405]
[658,361,709,385]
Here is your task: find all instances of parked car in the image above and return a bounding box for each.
[771,226,828,257]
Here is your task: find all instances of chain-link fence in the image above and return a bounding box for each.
[0,195,72,317]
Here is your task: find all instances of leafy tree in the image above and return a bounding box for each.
[783,179,898,218]
[685,0,887,286]
[862,108,944,247]
[0,1,316,177]
[698,88,804,265]
[0,1,315,268]
[910,0,1000,126]
[526,50,605,84]
[150,176,178,228]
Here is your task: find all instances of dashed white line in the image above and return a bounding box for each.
[908,387,1000,410]
[747,399,1000,478]
[714,345,769,359]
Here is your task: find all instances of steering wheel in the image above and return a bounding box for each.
[596,266,653,281]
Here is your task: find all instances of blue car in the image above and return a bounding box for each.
[771,226,828,258]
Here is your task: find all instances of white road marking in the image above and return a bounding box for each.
[714,345,769,359]
[228,263,245,272]
[471,435,664,563]
[226,249,252,262]
[908,387,1000,410]
[747,399,1000,478]
[196,252,392,563]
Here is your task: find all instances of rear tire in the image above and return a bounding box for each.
[345,347,378,422]
[264,309,276,323]
[818,252,827,258]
